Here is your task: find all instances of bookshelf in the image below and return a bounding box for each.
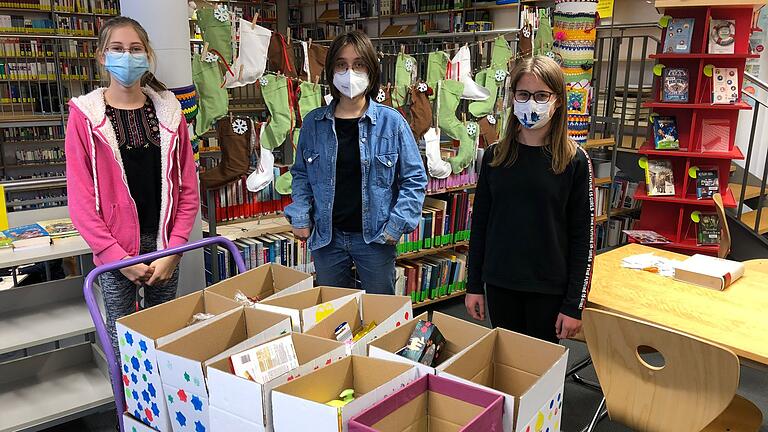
[637,4,754,255]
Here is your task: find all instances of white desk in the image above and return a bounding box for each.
[0,236,90,268]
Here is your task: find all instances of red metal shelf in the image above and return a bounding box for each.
[643,102,752,110]
[649,53,759,60]
[635,185,736,208]
[661,238,720,255]
[638,144,744,160]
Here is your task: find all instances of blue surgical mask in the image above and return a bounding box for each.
[104,51,149,87]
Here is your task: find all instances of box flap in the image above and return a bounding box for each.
[305,297,362,340]
[431,312,491,361]
[368,312,428,354]
[156,308,247,363]
[268,263,315,298]
[117,290,205,340]
[361,294,412,325]
[205,264,274,300]
[203,291,241,315]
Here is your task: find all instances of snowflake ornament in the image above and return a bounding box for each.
[466,122,478,137]
[522,27,532,38]
[203,52,219,63]
[232,118,248,135]
[213,5,229,22]
[376,88,386,103]
[494,69,508,82]
[259,77,269,87]
[486,114,496,125]
[404,59,415,73]
[545,51,556,60]
[417,82,428,93]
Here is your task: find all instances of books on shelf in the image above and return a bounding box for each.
[708,19,736,55]
[398,192,473,255]
[595,178,641,218]
[397,251,467,303]
[201,168,291,224]
[2,223,51,250]
[697,212,721,246]
[622,230,671,245]
[712,67,739,104]
[695,167,719,199]
[37,218,77,239]
[663,18,694,54]
[674,254,743,291]
[645,159,676,196]
[597,215,637,249]
[652,116,680,150]
[662,68,689,103]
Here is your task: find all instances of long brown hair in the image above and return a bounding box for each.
[492,56,576,174]
[96,16,167,92]
[325,30,380,101]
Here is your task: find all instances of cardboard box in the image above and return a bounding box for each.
[253,287,364,332]
[207,332,348,432]
[436,328,569,432]
[156,307,293,432]
[348,373,504,432]
[206,262,313,304]
[305,294,413,356]
[115,291,241,431]
[123,412,158,432]
[369,312,492,375]
[271,355,421,432]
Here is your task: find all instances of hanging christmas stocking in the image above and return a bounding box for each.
[307,43,328,83]
[517,24,533,60]
[224,19,271,88]
[449,46,489,101]
[436,79,465,141]
[276,81,322,195]
[468,69,498,118]
[448,121,479,174]
[200,116,252,189]
[393,52,416,108]
[424,127,451,179]
[491,36,513,70]
[197,5,233,64]
[192,53,228,137]
[426,51,449,101]
[407,83,433,140]
[375,84,393,107]
[534,8,555,57]
[268,32,298,78]
[478,114,499,145]
[498,106,512,140]
[247,123,276,192]
[260,74,295,150]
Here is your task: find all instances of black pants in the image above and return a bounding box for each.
[485,285,563,344]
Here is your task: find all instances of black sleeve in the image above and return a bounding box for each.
[467,148,494,295]
[561,147,596,320]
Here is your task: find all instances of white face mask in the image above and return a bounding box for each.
[333,69,370,99]
[514,100,554,130]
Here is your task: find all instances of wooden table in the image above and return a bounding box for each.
[589,244,768,367]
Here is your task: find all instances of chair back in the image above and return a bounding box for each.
[582,308,740,432]
[712,193,731,258]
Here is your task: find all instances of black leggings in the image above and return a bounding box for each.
[485,285,564,344]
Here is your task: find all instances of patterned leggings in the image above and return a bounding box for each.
[98,232,179,358]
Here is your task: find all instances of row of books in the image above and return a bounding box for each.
[396,251,468,304]
[0,0,52,9]
[201,169,292,223]
[662,18,737,55]
[397,192,473,255]
[0,38,97,59]
[596,215,637,250]
[0,15,55,33]
[0,217,77,250]
[204,232,314,284]
[55,0,119,14]
[6,190,66,212]
[0,124,63,142]
[652,115,730,152]
[2,170,64,182]
[660,66,740,105]
[0,61,96,81]
[644,159,720,199]
[595,178,641,218]
[14,146,64,163]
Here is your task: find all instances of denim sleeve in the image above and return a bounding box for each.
[285,118,314,229]
[384,118,428,240]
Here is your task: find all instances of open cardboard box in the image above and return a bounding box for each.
[305,294,413,356]
[206,262,313,304]
[156,307,292,432]
[368,312,492,375]
[115,291,240,431]
[207,332,348,432]
[271,355,421,432]
[348,373,504,432]
[253,287,364,332]
[436,328,568,432]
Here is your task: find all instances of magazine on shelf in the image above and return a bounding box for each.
[37,218,78,239]
[662,68,689,103]
[2,223,51,249]
[622,230,671,245]
[696,167,719,200]
[712,67,739,104]
[697,213,721,246]
[663,18,695,54]
[652,116,680,150]
[645,159,676,196]
[708,19,736,54]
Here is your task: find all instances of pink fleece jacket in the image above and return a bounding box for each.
[65,87,199,266]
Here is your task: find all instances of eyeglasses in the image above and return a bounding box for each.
[334,61,368,73]
[106,46,147,55]
[514,90,556,104]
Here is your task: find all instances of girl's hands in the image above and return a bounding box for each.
[147,255,181,287]
[119,258,154,287]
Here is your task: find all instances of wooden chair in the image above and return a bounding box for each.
[582,308,762,432]
[712,193,731,259]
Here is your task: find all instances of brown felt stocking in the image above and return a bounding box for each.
[307,43,328,82]
[374,84,393,107]
[478,115,499,146]
[200,117,252,189]
[407,83,433,140]
[268,32,298,78]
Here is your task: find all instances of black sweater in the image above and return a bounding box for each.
[467,143,595,319]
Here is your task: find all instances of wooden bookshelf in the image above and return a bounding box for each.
[397,241,469,260]
[413,290,466,308]
[426,184,476,196]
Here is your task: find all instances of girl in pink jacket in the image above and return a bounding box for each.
[65,17,199,354]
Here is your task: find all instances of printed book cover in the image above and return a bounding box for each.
[696,168,719,199]
[662,68,689,103]
[3,223,49,241]
[712,67,738,104]
[645,159,676,196]
[709,19,736,54]
[37,218,78,238]
[653,116,680,150]
[697,213,721,246]
[664,18,695,54]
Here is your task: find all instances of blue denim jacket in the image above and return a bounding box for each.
[285,99,427,251]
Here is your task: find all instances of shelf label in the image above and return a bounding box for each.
[597,0,614,19]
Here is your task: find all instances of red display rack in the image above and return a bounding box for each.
[636,4,755,255]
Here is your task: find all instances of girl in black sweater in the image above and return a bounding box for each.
[465,56,595,343]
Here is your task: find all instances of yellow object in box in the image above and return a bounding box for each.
[352,321,377,342]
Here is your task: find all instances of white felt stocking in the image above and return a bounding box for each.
[224,19,271,88]
[246,124,276,192]
[449,46,490,101]
[424,127,452,179]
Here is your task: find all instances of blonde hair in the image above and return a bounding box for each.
[493,56,576,174]
[96,16,166,92]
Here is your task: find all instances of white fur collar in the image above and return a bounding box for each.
[69,86,181,132]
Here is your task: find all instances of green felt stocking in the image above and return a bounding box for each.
[436,79,465,141]
[426,51,449,101]
[277,81,322,195]
[534,9,554,57]
[197,6,233,64]
[468,68,499,118]
[260,74,294,150]
[491,36,513,70]
[448,123,477,174]
[393,52,416,108]
[192,53,228,137]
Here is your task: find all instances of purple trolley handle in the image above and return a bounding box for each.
[83,236,246,432]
